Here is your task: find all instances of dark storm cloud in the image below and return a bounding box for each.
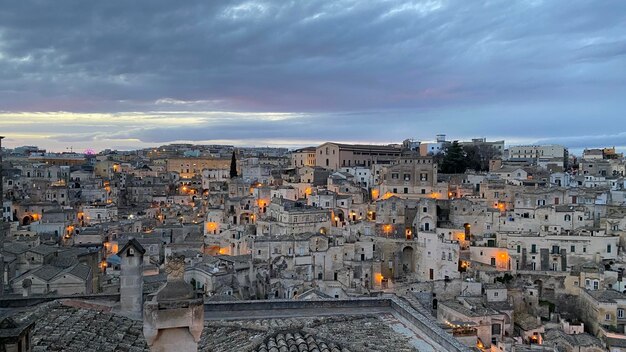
[0,0,625,151]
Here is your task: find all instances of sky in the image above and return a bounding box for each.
[0,0,625,154]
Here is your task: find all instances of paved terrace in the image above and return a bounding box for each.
[204,296,472,352]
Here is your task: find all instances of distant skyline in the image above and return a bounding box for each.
[1,1,625,154]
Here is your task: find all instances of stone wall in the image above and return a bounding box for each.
[0,293,121,308]
[204,297,391,312]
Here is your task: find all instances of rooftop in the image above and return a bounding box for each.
[8,301,436,352]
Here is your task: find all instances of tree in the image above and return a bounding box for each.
[230,150,238,178]
[462,144,501,172]
[440,141,467,174]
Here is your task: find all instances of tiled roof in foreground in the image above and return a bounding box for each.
[13,302,421,352]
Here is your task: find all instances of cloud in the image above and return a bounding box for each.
[0,0,624,152]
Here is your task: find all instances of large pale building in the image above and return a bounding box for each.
[507,145,568,167]
[291,147,316,168]
[315,142,402,170]
[166,157,232,179]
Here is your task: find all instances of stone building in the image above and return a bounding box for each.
[379,155,438,197]
[315,142,401,170]
[290,147,316,168]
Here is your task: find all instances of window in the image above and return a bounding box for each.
[420,173,428,181]
[619,309,624,319]
[516,245,521,253]
[594,281,599,290]
[607,244,612,253]
[494,292,499,297]
[403,174,410,181]
[391,173,399,179]
[606,313,611,321]
[531,244,537,254]
[404,188,408,194]
[423,207,428,213]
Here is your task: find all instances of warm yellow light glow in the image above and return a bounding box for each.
[304,187,312,196]
[382,192,394,200]
[375,273,384,284]
[430,192,441,199]
[206,222,218,232]
[371,189,380,199]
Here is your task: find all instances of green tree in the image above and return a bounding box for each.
[462,144,501,171]
[441,141,467,174]
[230,150,238,178]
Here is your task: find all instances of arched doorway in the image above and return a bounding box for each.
[22,215,33,226]
[335,210,345,223]
[401,246,415,273]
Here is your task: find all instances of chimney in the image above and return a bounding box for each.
[143,255,204,352]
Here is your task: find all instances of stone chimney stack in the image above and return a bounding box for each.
[118,237,146,315]
[143,255,204,352]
